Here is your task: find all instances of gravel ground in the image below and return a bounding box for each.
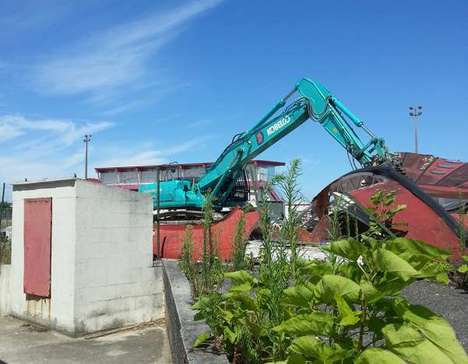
[402,280,468,351]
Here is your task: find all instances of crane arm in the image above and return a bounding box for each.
[197,78,391,204]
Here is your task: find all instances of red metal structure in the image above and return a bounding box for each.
[24,198,52,297]
[154,208,259,261]
[307,152,468,260]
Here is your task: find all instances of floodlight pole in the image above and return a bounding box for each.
[408,106,422,154]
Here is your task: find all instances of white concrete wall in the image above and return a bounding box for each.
[9,181,77,333]
[5,179,164,336]
[73,180,163,334]
[0,265,11,314]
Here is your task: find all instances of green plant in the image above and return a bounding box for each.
[180,193,225,299]
[365,189,407,237]
[180,225,194,273]
[0,237,10,265]
[274,235,462,363]
[272,159,303,282]
[195,192,224,296]
[232,212,247,271]
[193,188,468,363]
[192,162,305,363]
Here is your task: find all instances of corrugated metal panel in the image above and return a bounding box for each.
[24,198,52,297]
[399,152,435,181]
[437,164,468,187]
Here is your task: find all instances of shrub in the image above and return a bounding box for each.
[193,187,467,363]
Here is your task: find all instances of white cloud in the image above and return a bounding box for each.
[93,135,211,168]
[0,114,114,184]
[35,0,222,99]
[0,113,211,192]
[0,114,112,146]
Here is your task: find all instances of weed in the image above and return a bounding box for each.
[232,212,247,271]
[272,159,303,282]
[180,225,194,277]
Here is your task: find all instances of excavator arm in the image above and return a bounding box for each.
[196,78,393,206]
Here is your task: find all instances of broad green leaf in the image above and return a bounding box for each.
[222,309,233,323]
[286,353,306,364]
[274,312,334,336]
[356,348,406,364]
[383,323,468,364]
[224,270,256,285]
[375,278,408,297]
[400,304,468,363]
[336,262,362,283]
[335,294,360,326]
[289,335,348,362]
[298,261,334,284]
[193,331,211,347]
[229,282,252,293]
[225,291,257,311]
[328,238,365,260]
[359,280,381,302]
[375,248,419,281]
[389,238,450,260]
[283,285,314,308]
[394,340,461,364]
[435,271,449,284]
[223,326,237,344]
[289,335,322,359]
[382,323,424,347]
[192,295,210,310]
[314,274,361,303]
[458,265,468,273]
[396,252,449,281]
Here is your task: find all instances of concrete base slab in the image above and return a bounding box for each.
[0,316,171,364]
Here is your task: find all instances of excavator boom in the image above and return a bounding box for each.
[140,78,396,211]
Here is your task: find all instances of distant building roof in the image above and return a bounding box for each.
[95,159,285,173]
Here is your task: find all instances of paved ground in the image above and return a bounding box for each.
[403,280,468,350]
[246,240,326,261]
[0,316,172,364]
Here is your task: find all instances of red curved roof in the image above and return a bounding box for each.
[399,152,468,198]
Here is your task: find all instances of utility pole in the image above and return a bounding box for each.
[155,168,161,260]
[83,134,92,179]
[0,182,4,230]
[409,106,422,154]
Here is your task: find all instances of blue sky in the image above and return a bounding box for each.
[0,0,467,199]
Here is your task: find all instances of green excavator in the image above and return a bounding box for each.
[139,78,400,215]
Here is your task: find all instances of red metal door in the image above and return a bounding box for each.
[24,198,52,297]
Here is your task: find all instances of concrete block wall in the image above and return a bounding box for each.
[73,180,164,334]
[5,179,164,336]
